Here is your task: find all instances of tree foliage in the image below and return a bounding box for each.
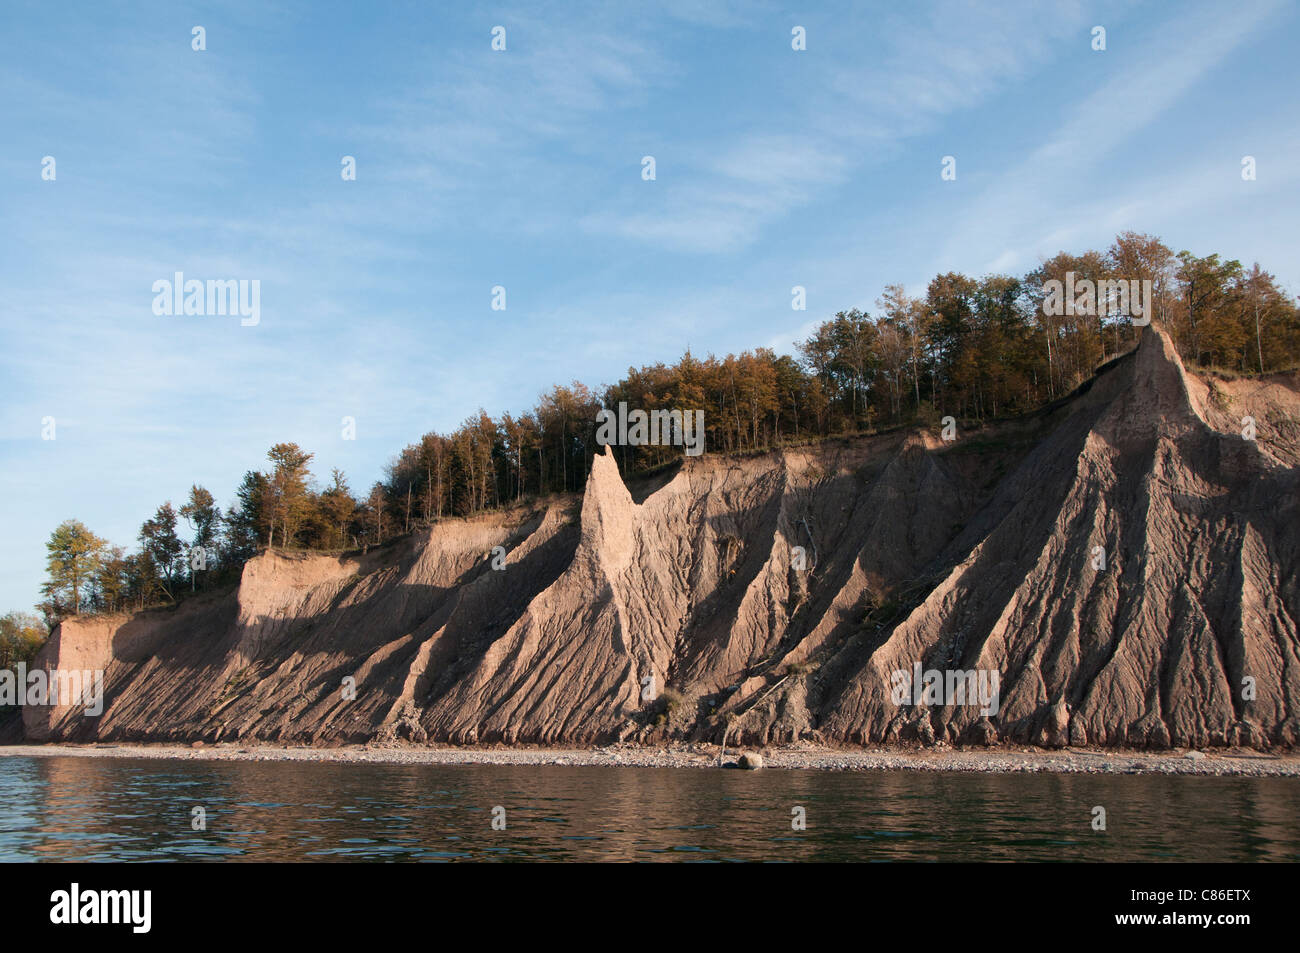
[26,232,1299,623]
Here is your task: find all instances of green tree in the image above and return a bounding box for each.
[798,310,878,424]
[139,503,184,600]
[41,519,105,617]
[124,551,162,611]
[226,470,268,561]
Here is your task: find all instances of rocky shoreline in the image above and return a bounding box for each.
[2,742,1298,777]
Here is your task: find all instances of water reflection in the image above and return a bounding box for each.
[0,756,1296,862]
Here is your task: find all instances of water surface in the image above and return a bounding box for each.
[1,755,1296,861]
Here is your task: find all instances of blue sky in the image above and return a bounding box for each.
[2,0,1297,613]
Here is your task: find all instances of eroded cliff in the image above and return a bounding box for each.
[24,328,1300,750]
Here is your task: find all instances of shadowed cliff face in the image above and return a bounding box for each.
[25,328,1300,749]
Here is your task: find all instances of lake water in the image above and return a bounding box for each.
[1,755,1297,862]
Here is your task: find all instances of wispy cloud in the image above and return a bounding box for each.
[580,0,1086,252]
[0,0,1296,615]
[933,0,1286,275]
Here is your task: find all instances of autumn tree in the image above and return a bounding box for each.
[536,385,600,493]
[265,443,314,548]
[419,432,450,520]
[320,468,358,548]
[735,349,781,446]
[23,230,1295,619]
[771,353,807,440]
[1175,251,1242,365]
[1107,231,1175,333]
[877,284,924,413]
[0,613,47,669]
[874,319,910,422]
[95,545,129,613]
[1238,264,1300,372]
[1024,253,1107,394]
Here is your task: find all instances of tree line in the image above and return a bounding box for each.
[31,232,1300,630]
